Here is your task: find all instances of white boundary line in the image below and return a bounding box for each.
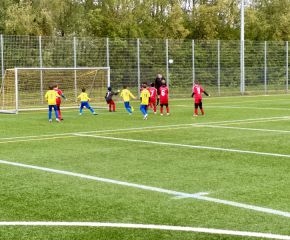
[74,133,290,159]
[1,160,290,219]
[0,116,289,142]
[1,222,290,240]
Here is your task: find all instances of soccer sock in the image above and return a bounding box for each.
[153,104,156,113]
[109,104,112,111]
[89,107,95,113]
[166,106,169,113]
[194,108,198,115]
[58,110,62,119]
[113,103,116,111]
[54,109,59,119]
[201,108,205,115]
[160,106,163,114]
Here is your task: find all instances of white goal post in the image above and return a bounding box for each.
[0,67,110,114]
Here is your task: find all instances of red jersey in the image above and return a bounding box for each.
[159,86,169,104]
[54,88,63,105]
[193,84,204,102]
[148,87,157,102]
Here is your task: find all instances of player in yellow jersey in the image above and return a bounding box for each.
[45,85,60,123]
[140,83,150,120]
[120,85,136,115]
[77,88,97,115]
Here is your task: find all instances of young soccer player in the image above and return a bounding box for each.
[105,86,119,112]
[45,85,60,123]
[159,80,170,116]
[148,82,157,114]
[120,85,136,115]
[192,81,210,116]
[140,83,150,120]
[53,84,66,120]
[155,73,166,106]
[77,88,97,115]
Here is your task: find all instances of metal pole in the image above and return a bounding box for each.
[106,38,110,67]
[240,0,245,94]
[264,41,267,95]
[192,39,195,85]
[15,68,19,113]
[166,39,169,87]
[1,35,4,107]
[217,40,221,96]
[137,38,141,97]
[286,41,289,93]
[73,37,77,100]
[39,36,44,104]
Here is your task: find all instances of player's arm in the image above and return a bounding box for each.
[130,92,136,99]
[203,91,209,96]
[191,92,195,97]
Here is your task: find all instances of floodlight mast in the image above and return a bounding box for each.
[240,0,245,94]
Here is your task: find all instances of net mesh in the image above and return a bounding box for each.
[0,67,109,113]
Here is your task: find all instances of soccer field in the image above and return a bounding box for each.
[1,95,290,240]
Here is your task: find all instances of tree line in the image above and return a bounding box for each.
[0,0,289,41]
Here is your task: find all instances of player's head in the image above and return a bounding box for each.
[142,82,147,89]
[123,85,127,89]
[150,82,155,87]
[194,80,199,85]
[108,86,112,91]
[157,73,162,79]
[161,79,166,86]
[48,85,53,90]
[82,88,86,92]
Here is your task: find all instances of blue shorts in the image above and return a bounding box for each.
[80,101,91,109]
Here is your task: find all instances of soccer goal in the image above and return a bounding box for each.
[0,67,110,113]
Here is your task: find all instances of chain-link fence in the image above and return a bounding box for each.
[0,35,289,98]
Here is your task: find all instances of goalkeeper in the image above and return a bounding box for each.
[105,86,119,112]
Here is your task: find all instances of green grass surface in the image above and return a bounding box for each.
[1,95,290,239]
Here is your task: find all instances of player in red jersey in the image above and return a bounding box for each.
[192,81,209,116]
[148,83,157,114]
[53,84,66,120]
[159,80,169,116]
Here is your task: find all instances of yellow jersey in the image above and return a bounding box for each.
[45,90,59,105]
[120,89,135,102]
[140,89,150,105]
[78,92,90,102]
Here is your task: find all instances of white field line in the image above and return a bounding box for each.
[1,222,290,240]
[0,116,289,142]
[1,160,290,220]
[74,133,290,159]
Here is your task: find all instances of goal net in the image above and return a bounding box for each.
[0,67,110,113]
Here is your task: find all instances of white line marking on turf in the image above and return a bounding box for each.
[0,116,289,142]
[0,222,290,240]
[1,160,290,219]
[74,133,290,159]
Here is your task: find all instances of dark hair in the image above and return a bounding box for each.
[48,85,53,90]
[123,85,127,89]
[150,82,155,87]
[82,88,86,92]
[108,86,112,91]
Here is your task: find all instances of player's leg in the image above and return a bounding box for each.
[124,102,132,114]
[199,101,204,115]
[111,100,116,112]
[108,101,112,112]
[87,102,97,115]
[194,102,199,116]
[165,103,170,115]
[153,101,157,114]
[160,104,164,115]
[57,104,63,120]
[53,105,60,122]
[79,102,84,115]
[48,105,53,122]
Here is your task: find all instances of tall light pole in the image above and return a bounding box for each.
[240,0,245,94]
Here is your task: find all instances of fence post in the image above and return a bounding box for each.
[192,39,195,86]
[73,36,77,100]
[240,40,245,94]
[0,35,4,108]
[106,37,110,68]
[264,41,267,95]
[217,40,221,96]
[166,39,169,87]
[137,38,141,97]
[39,36,44,104]
[286,41,289,93]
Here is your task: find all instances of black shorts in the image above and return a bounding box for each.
[160,103,168,107]
[195,102,203,109]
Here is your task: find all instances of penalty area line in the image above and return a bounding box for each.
[1,160,290,219]
[0,222,290,240]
